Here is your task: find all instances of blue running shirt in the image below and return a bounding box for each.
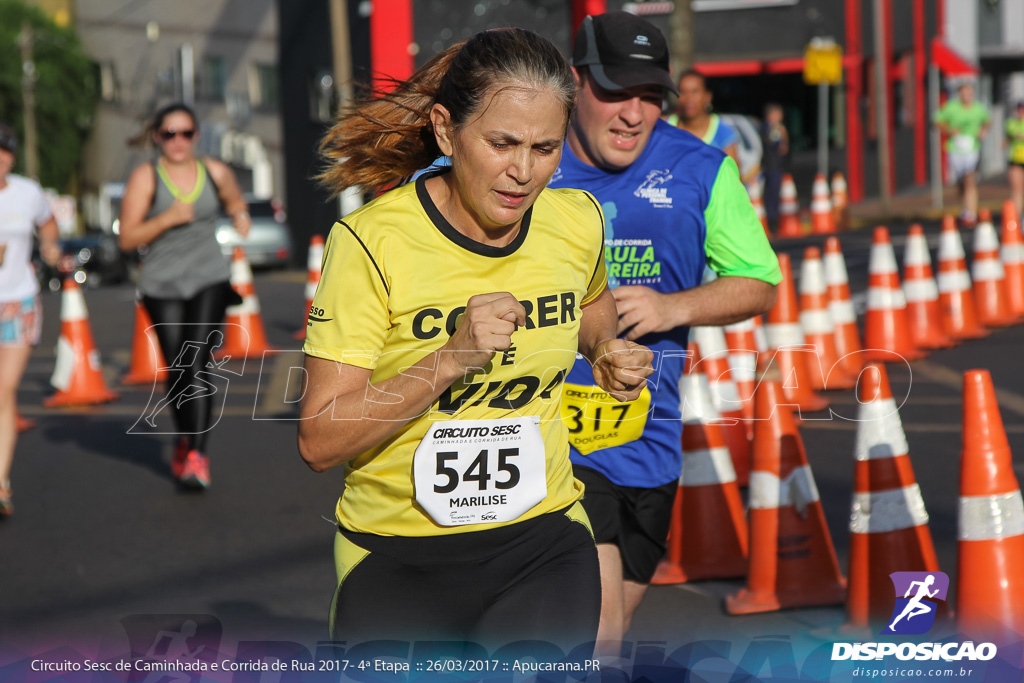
[550,119,780,487]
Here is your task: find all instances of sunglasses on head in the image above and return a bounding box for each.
[158,128,195,141]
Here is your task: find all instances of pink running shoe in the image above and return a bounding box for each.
[178,450,211,490]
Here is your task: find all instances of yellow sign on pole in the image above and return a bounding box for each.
[804,38,844,85]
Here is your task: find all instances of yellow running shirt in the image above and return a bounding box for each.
[304,173,608,537]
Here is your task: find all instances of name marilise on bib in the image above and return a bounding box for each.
[413,416,547,526]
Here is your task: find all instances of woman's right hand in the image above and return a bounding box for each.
[164,199,195,228]
[440,292,526,376]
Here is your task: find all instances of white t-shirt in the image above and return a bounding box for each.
[0,174,52,302]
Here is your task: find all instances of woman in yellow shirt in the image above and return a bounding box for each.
[298,28,653,653]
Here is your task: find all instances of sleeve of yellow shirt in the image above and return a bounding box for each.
[302,221,390,370]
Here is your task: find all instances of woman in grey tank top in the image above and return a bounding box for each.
[117,103,251,490]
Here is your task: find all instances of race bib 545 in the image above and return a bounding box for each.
[413,416,546,527]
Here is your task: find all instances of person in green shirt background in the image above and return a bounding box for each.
[933,81,990,227]
[1006,101,1024,219]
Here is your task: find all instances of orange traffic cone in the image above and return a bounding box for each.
[863,226,926,363]
[903,225,955,350]
[845,363,940,628]
[122,300,168,385]
[724,317,763,441]
[1005,198,1022,227]
[294,235,325,341]
[692,326,751,486]
[823,237,864,380]
[16,410,35,432]
[971,209,1020,327]
[800,246,856,390]
[748,181,770,237]
[1000,199,1024,319]
[764,253,829,413]
[777,174,802,238]
[653,343,748,584]
[725,370,846,614]
[753,314,770,367]
[219,247,275,359]
[810,174,835,235]
[44,278,119,407]
[937,215,988,340]
[831,172,849,231]
[957,370,1024,640]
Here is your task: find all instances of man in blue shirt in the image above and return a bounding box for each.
[551,12,781,650]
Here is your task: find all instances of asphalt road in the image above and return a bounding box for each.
[3,219,1024,680]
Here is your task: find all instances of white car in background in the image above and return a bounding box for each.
[720,114,764,186]
[215,197,292,268]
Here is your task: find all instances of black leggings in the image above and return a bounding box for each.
[142,281,230,453]
[331,504,601,655]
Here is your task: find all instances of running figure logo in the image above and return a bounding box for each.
[882,571,950,635]
[144,330,230,428]
[129,324,243,436]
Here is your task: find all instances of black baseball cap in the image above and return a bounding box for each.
[572,12,677,95]
[0,125,16,154]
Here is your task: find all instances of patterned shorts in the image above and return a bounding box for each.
[0,296,42,347]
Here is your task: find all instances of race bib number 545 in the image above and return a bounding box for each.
[413,416,546,527]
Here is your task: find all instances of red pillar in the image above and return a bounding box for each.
[883,0,896,196]
[572,0,607,35]
[371,0,414,89]
[913,0,927,186]
[937,0,948,184]
[845,0,864,203]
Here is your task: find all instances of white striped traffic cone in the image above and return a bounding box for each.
[724,317,762,441]
[831,171,849,231]
[692,326,751,486]
[937,215,988,340]
[800,246,856,390]
[971,209,1020,327]
[823,237,864,379]
[845,363,940,628]
[45,278,119,407]
[777,174,802,238]
[903,225,955,350]
[653,342,749,583]
[863,227,925,362]
[294,235,325,340]
[810,174,835,235]
[958,370,1024,640]
[1000,199,1024,318]
[219,247,275,359]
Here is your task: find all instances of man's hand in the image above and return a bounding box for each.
[590,338,654,402]
[613,286,678,340]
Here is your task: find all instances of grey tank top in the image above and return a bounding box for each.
[140,159,231,299]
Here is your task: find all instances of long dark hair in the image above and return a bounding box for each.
[128,102,198,147]
[319,28,575,194]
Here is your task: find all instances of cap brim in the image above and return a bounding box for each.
[589,62,677,95]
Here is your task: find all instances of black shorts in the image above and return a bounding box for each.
[573,465,677,584]
[1011,161,1024,170]
[331,502,600,654]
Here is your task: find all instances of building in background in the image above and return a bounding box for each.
[688,0,1024,205]
[277,0,1024,254]
[67,0,283,234]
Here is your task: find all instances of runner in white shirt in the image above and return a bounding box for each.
[0,122,61,516]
